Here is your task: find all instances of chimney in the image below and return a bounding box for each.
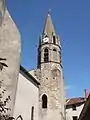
[84,89,89,98]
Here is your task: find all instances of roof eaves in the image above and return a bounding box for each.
[20,65,40,87]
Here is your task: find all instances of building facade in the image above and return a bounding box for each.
[66,97,86,120]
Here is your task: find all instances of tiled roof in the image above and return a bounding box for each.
[66,97,86,105]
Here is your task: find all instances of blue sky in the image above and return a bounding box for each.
[6,0,90,98]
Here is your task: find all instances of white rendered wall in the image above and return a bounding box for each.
[66,104,84,120]
[13,73,39,120]
[0,9,21,115]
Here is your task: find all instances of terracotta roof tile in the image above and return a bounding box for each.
[66,97,86,105]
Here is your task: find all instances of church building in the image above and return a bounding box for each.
[14,12,65,120]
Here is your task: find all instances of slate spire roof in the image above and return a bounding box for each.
[42,10,56,37]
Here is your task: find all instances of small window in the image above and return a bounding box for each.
[44,48,49,62]
[42,94,47,108]
[72,116,78,120]
[53,49,57,52]
[72,104,76,110]
[31,106,34,120]
[53,36,56,44]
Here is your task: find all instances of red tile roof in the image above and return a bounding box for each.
[66,97,86,105]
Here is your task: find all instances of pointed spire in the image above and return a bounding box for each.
[42,9,56,37]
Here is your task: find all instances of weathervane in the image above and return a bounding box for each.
[48,9,51,15]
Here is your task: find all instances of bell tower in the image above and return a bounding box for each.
[37,11,65,120]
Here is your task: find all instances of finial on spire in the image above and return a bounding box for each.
[48,9,51,15]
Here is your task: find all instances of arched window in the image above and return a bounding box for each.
[31,106,34,120]
[42,94,47,108]
[53,36,56,44]
[44,48,49,62]
[53,48,57,61]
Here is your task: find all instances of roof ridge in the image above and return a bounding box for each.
[66,97,85,99]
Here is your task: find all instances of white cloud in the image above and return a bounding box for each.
[65,85,72,90]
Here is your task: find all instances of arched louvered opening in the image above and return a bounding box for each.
[53,48,57,52]
[44,48,49,62]
[42,94,47,108]
[53,48,57,61]
[53,36,56,44]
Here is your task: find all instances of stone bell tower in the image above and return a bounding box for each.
[37,11,65,120]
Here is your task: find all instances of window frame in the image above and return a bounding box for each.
[42,94,47,109]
